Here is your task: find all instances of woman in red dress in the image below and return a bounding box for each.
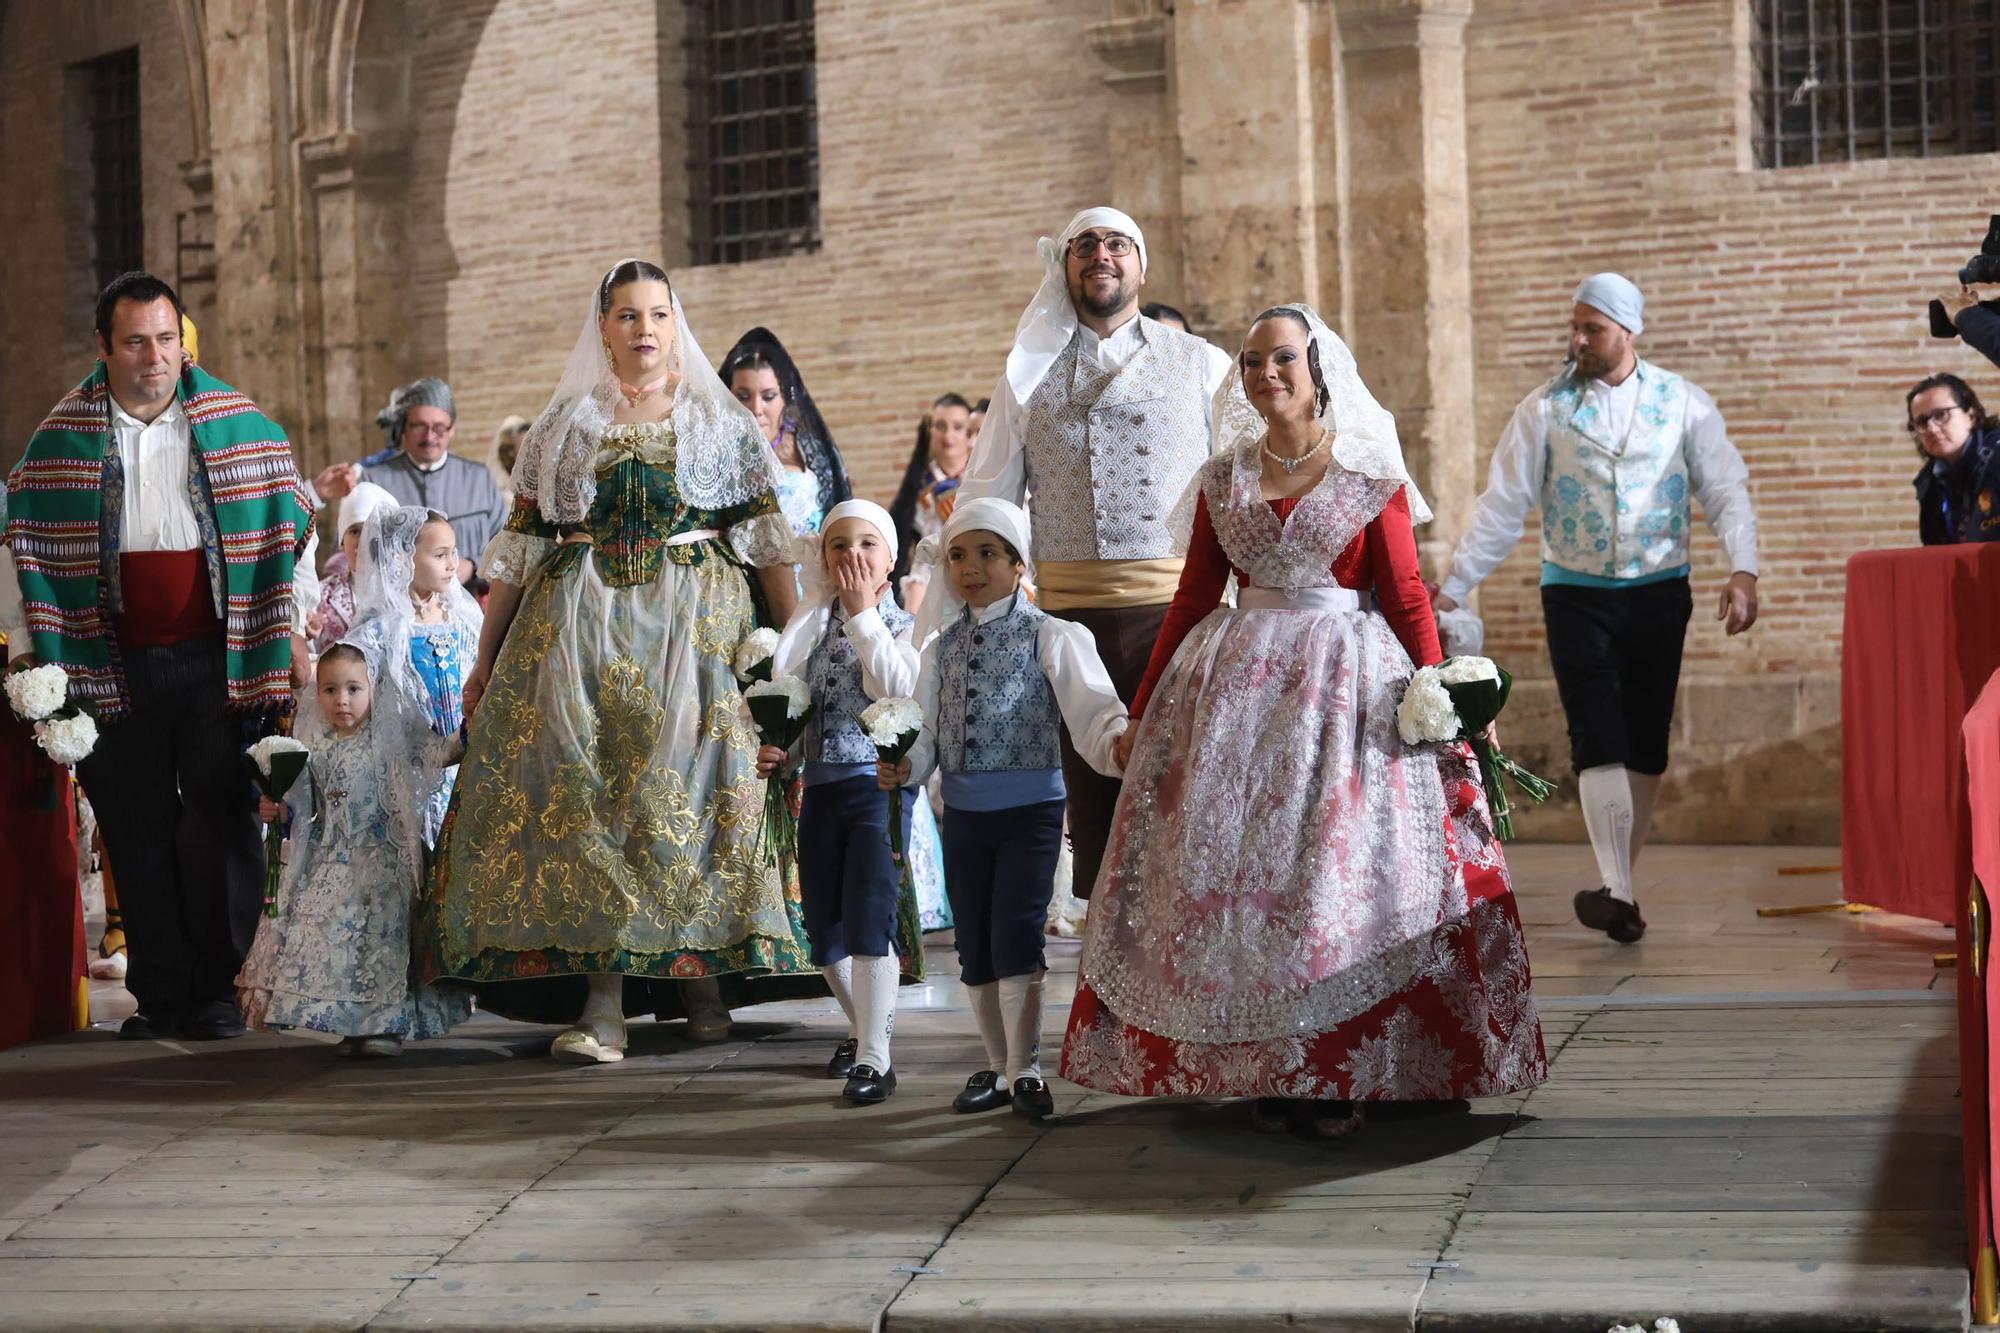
[1060,305,1546,1136]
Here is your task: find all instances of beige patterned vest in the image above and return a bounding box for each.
[1021,317,1215,563]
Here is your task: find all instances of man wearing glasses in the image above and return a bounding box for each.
[1432,272,1760,946]
[315,376,506,584]
[940,206,1233,904]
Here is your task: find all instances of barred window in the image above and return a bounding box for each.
[1753,1,2000,167]
[687,0,820,265]
[80,48,144,286]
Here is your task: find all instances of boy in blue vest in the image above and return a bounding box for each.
[1433,273,1761,944]
[879,497,1129,1120]
[760,499,920,1105]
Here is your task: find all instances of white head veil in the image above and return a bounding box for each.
[925,496,1037,628]
[516,259,778,526]
[284,632,437,922]
[772,498,902,678]
[1004,207,1149,404]
[335,481,401,543]
[486,415,531,492]
[1196,303,1431,530]
[347,505,484,740]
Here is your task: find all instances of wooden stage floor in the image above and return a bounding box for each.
[0,844,1970,1331]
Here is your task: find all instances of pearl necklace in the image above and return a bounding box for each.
[1262,426,1331,474]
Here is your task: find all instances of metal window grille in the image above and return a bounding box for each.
[1753,1,2000,166]
[687,0,820,265]
[82,48,144,287]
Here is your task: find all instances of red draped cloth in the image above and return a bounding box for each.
[1960,672,2000,1302]
[0,713,86,1050]
[1842,544,2000,923]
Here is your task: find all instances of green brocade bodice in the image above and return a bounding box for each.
[502,420,780,588]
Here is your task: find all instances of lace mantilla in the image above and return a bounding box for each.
[1198,444,1397,591]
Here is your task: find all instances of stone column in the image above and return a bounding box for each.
[200,0,304,433]
[1084,1,1188,310]
[1334,0,1477,569]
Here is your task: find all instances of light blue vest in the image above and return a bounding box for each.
[806,600,914,767]
[1540,361,1694,581]
[936,594,1061,774]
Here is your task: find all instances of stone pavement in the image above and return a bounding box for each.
[0,845,1971,1331]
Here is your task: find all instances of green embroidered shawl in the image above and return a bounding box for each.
[5,363,315,716]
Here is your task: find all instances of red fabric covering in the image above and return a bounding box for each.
[1062,766,1545,1100]
[1842,544,2000,922]
[1959,672,2000,1278]
[116,549,220,647]
[0,713,86,1051]
[1132,488,1440,720]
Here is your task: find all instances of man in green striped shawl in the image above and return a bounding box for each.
[3,272,319,1043]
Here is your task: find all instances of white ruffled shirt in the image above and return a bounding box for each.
[1439,370,1758,606]
[906,592,1130,788]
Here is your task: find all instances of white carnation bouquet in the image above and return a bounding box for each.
[742,673,813,861]
[733,627,782,684]
[244,735,311,917]
[859,696,924,885]
[5,663,99,767]
[1396,655,1553,840]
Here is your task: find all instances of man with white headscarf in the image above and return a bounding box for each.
[1434,272,1760,945]
[942,206,1233,902]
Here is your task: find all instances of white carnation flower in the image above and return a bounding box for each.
[1436,655,1500,686]
[1396,667,1460,746]
[733,627,781,678]
[859,696,923,747]
[246,734,309,777]
[5,664,69,721]
[36,712,97,766]
[744,674,811,720]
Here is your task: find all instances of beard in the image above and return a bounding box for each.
[1072,270,1137,321]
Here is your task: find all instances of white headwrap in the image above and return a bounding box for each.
[771,498,903,678]
[1572,272,1645,335]
[1176,302,1431,542]
[335,480,401,539]
[925,496,1037,628]
[1004,207,1149,404]
[514,258,779,525]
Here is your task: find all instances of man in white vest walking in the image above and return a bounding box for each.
[1433,273,1760,944]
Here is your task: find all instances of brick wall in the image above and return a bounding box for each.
[0,1,193,469]
[1461,0,2000,841]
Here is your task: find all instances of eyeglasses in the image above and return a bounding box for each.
[404,421,454,439]
[1068,233,1137,260]
[1909,406,1966,435]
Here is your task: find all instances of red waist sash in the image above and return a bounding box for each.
[116,550,220,647]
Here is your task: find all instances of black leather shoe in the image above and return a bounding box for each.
[1010,1076,1056,1120]
[826,1038,858,1079]
[842,1064,897,1104]
[1573,887,1647,944]
[118,1009,176,1041]
[178,1000,246,1041]
[952,1070,1012,1114]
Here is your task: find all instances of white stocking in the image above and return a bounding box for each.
[967,982,1007,1076]
[580,972,624,1043]
[997,970,1047,1084]
[1578,763,1636,903]
[1628,771,1663,864]
[852,954,898,1072]
[822,958,858,1037]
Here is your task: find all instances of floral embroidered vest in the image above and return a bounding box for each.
[935,595,1061,774]
[1540,360,1693,580]
[806,600,914,766]
[1021,317,1214,563]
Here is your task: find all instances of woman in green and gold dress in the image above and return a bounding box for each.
[421,260,812,1064]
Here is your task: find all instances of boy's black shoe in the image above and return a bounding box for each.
[953,1070,1012,1114]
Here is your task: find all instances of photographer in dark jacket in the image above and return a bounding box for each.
[1908,370,2000,544]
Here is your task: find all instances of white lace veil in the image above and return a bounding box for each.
[349,505,483,740]
[516,258,779,525]
[1172,303,1431,548]
[281,633,435,923]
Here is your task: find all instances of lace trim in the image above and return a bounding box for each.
[1198,444,1397,591]
[727,511,796,569]
[482,530,555,586]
